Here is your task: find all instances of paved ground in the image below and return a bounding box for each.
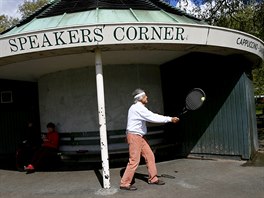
[0,158,263,198]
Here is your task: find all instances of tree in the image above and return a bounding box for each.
[201,0,264,95]
[203,0,263,41]
[252,64,264,96]
[176,0,264,95]
[0,15,19,33]
[0,0,49,33]
[18,0,49,19]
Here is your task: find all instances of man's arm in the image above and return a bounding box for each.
[138,106,179,123]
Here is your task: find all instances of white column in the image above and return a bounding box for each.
[95,48,110,189]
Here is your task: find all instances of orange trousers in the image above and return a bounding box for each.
[120,133,158,187]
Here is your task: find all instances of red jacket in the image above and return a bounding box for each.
[42,131,59,149]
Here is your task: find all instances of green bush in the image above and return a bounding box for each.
[256,104,264,115]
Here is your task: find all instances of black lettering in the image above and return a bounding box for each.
[28,35,39,49]
[138,27,149,40]
[113,27,125,41]
[175,27,184,40]
[243,39,248,46]
[163,27,173,40]
[94,27,104,42]
[80,29,93,43]
[18,37,27,50]
[236,37,241,45]
[127,26,137,41]
[236,37,258,50]
[151,27,162,40]
[249,41,258,50]
[254,43,258,50]
[9,39,18,52]
[68,30,80,44]
[54,31,67,45]
[42,33,52,47]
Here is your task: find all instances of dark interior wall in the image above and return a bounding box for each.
[160,52,254,159]
[0,79,40,155]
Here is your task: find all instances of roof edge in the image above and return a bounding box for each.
[0,0,58,35]
[1,0,203,36]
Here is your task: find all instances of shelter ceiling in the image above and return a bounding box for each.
[0,49,184,81]
[0,42,259,82]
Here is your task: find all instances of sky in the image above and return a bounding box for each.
[0,0,24,18]
[1,0,263,19]
[0,0,196,19]
[0,0,211,20]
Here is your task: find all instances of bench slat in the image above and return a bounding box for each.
[43,126,170,162]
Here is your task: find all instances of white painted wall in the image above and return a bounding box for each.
[38,64,164,132]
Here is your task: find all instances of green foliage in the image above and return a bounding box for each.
[188,0,263,41]
[212,2,264,41]
[18,0,49,19]
[192,0,264,95]
[253,62,264,96]
[0,0,49,33]
[0,15,19,33]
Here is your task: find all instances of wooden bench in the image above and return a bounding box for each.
[43,126,173,163]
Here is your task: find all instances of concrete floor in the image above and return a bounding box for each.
[0,158,263,198]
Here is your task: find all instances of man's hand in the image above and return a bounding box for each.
[171,117,180,123]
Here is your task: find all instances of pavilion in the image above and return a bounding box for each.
[0,0,263,188]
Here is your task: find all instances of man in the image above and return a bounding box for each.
[24,122,59,174]
[16,121,42,171]
[120,88,179,191]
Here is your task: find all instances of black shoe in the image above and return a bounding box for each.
[148,180,165,185]
[120,185,137,191]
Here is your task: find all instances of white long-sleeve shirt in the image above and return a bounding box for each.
[126,102,172,136]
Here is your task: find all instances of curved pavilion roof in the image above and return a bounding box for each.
[2,0,205,36]
[0,0,263,81]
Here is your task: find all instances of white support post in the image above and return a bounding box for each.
[95,48,110,189]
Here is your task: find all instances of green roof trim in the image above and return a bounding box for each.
[1,0,206,36]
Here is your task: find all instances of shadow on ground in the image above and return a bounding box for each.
[242,151,264,167]
[242,127,264,167]
[0,151,177,173]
